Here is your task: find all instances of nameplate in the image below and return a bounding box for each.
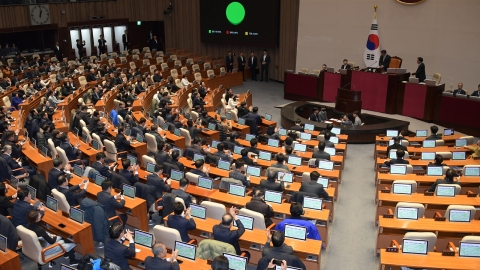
[414,145,421,148]
[219,189,227,193]
[386,247,398,252]
[381,189,391,193]
[189,182,197,186]
[424,192,434,196]
[467,193,478,197]
[410,157,420,160]
[309,165,316,168]
[383,214,394,218]
[435,217,446,221]
[442,250,455,256]
[166,248,172,253]
[207,259,213,265]
[210,163,217,168]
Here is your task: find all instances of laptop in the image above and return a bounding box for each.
[388,140,395,146]
[95,174,107,186]
[452,152,466,160]
[465,167,480,176]
[256,151,270,161]
[127,155,137,165]
[386,130,399,137]
[392,183,412,195]
[134,229,154,248]
[326,67,335,73]
[264,190,283,204]
[304,123,314,131]
[278,172,294,183]
[174,129,181,137]
[421,152,435,160]
[198,177,213,190]
[268,139,279,148]
[0,234,6,253]
[455,139,467,147]
[396,207,419,220]
[217,160,231,171]
[443,128,454,136]
[233,214,254,230]
[223,253,248,270]
[303,196,322,210]
[426,166,443,176]
[329,136,339,144]
[69,207,85,224]
[41,146,49,158]
[416,130,428,137]
[284,224,307,241]
[122,184,136,199]
[175,241,197,261]
[278,128,287,136]
[402,239,428,255]
[287,156,302,166]
[228,184,246,197]
[245,134,255,141]
[46,195,58,212]
[408,77,419,84]
[173,147,183,157]
[92,140,101,151]
[233,146,244,155]
[422,140,436,148]
[27,185,37,200]
[136,134,144,143]
[146,162,156,173]
[459,242,480,258]
[300,132,312,141]
[211,140,220,149]
[238,118,246,125]
[246,166,261,177]
[325,147,336,156]
[170,169,184,181]
[316,177,329,188]
[193,154,205,162]
[189,204,207,219]
[330,127,341,135]
[265,113,272,121]
[390,165,407,175]
[318,160,334,171]
[435,185,456,197]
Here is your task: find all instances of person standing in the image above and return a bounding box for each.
[260,49,271,82]
[412,57,426,83]
[76,39,85,59]
[249,51,258,81]
[150,36,159,51]
[226,51,234,73]
[98,35,107,56]
[379,50,391,71]
[353,111,362,126]
[122,30,130,51]
[53,42,62,61]
[237,51,246,81]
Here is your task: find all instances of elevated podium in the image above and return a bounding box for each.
[323,70,352,102]
[397,82,445,122]
[283,71,324,101]
[335,88,362,114]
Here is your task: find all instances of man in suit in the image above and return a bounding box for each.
[153,69,163,83]
[144,242,180,270]
[246,138,260,155]
[97,180,127,226]
[2,145,36,176]
[239,149,257,166]
[98,35,107,55]
[149,35,159,51]
[92,152,113,179]
[192,92,206,110]
[91,87,102,105]
[226,51,234,73]
[246,189,274,228]
[340,114,352,125]
[309,107,321,122]
[213,206,246,256]
[353,111,362,126]
[471,84,480,97]
[167,202,196,242]
[318,107,328,122]
[300,171,330,199]
[229,160,250,187]
[426,125,442,140]
[146,164,171,198]
[386,136,407,156]
[237,51,246,81]
[48,158,70,190]
[76,39,85,59]
[323,132,335,148]
[379,50,391,71]
[104,223,136,270]
[262,230,294,257]
[384,149,410,167]
[312,142,330,160]
[53,42,62,61]
[115,127,131,155]
[340,59,351,70]
[12,188,45,228]
[290,119,304,133]
[412,57,426,82]
[248,51,258,81]
[122,30,130,51]
[169,149,185,171]
[428,169,458,192]
[155,141,172,165]
[87,69,97,82]
[57,174,88,206]
[260,49,271,82]
[172,178,197,208]
[119,159,139,186]
[190,159,209,177]
[59,133,88,166]
[214,142,233,162]
[260,170,285,192]
[453,83,467,95]
[244,106,262,126]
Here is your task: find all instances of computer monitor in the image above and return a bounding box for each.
[73,127,79,137]
[423,140,436,148]
[396,207,419,220]
[125,129,132,136]
[436,185,456,197]
[389,151,398,159]
[459,242,480,258]
[193,154,205,162]
[421,152,435,160]
[92,140,101,151]
[134,229,154,248]
[319,160,334,171]
[73,165,84,177]
[264,190,283,204]
[278,128,287,136]
[455,139,467,147]
[41,146,48,157]
[329,136,339,144]
[223,253,248,270]
[198,177,213,190]
[189,204,207,219]
[0,234,6,253]
[330,127,341,135]
[27,185,36,200]
[46,195,58,212]
[402,239,428,255]
[416,130,428,137]
[229,184,246,197]
[265,113,272,121]
[238,118,246,125]
[226,112,232,120]
[386,130,398,137]
[300,132,311,141]
[122,184,136,199]
[162,123,169,131]
[390,165,407,175]
[174,129,181,137]
[449,209,471,222]
[444,128,454,136]
[388,140,394,146]
[127,155,137,166]
[146,162,156,173]
[136,134,144,143]
[392,183,412,195]
[452,152,466,160]
[304,124,314,131]
[245,134,256,141]
[81,133,88,144]
[267,139,279,148]
[325,147,336,156]
[246,166,261,177]
[233,214,253,230]
[9,176,18,190]
[284,224,307,241]
[211,140,220,149]
[31,138,36,149]
[303,196,322,210]
[175,241,197,261]
[95,174,107,186]
[293,143,307,152]
[173,147,183,157]
[233,146,244,155]
[426,166,443,176]
[316,177,329,188]
[208,122,216,131]
[69,207,84,224]
[217,160,231,171]
[258,151,271,161]
[170,169,184,181]
[278,172,294,183]
[287,156,302,166]
[465,167,480,176]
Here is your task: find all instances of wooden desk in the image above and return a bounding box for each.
[375,134,463,144]
[21,140,53,178]
[379,249,480,270]
[0,248,21,270]
[106,125,148,167]
[375,157,480,171]
[375,145,471,160]
[68,132,102,165]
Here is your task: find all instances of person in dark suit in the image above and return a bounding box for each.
[119,159,139,186]
[190,159,209,177]
[260,170,285,192]
[425,125,442,140]
[115,127,131,155]
[239,149,258,166]
[97,180,128,226]
[48,158,69,190]
[427,169,458,192]
[144,242,180,270]
[192,92,206,110]
[122,30,130,51]
[169,150,185,171]
[91,87,102,105]
[59,133,88,166]
[323,132,335,148]
[57,174,88,206]
[226,51,234,73]
[412,57,426,82]
[167,201,196,242]
[312,142,330,161]
[300,171,330,199]
[248,51,258,81]
[172,178,197,208]
[244,106,262,126]
[2,144,36,176]
[262,230,294,257]
[309,107,321,122]
[260,50,271,82]
[146,164,171,198]
[379,50,391,71]
[92,152,113,179]
[98,35,107,55]
[104,223,136,270]
[149,36,159,51]
[384,149,410,167]
[237,51,246,81]
[155,141,172,165]
[453,83,467,95]
[12,188,45,228]
[471,84,480,97]
[214,142,233,162]
[76,39,85,59]
[290,119,304,133]
[53,42,62,61]
[386,136,407,156]
[0,183,15,216]
[229,160,250,187]
[340,59,351,70]
[245,138,260,155]
[213,207,247,256]
[246,189,274,228]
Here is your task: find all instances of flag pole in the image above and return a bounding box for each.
[374,5,378,19]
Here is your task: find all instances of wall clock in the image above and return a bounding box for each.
[396,0,426,5]
[29,4,51,25]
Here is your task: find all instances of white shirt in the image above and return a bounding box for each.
[181,77,189,87]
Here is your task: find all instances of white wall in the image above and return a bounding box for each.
[296,0,480,92]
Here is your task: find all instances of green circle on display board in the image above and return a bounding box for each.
[226,2,245,25]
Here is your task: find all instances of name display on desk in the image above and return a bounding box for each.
[69,207,84,224]
[175,241,197,261]
[329,136,339,144]
[386,130,399,137]
[162,123,169,131]
[92,140,101,151]
[233,146,244,155]
[259,151,272,161]
[435,185,456,197]
[390,165,407,175]
[194,154,205,162]
[459,242,480,258]
[319,160,334,171]
[198,177,213,190]
[189,204,207,219]
[330,127,341,135]
[146,162,156,173]
[134,229,154,248]
[392,183,412,195]
[444,128,454,136]
[421,152,435,160]
[324,147,336,156]
[233,214,254,230]
[228,184,246,197]
[0,234,7,253]
[95,174,107,186]
[303,196,322,210]
[293,143,307,152]
[452,152,466,160]
[449,209,471,222]
[396,207,419,220]
[245,134,255,141]
[287,156,302,166]
[416,130,428,137]
[223,253,248,270]
[170,169,184,181]
[278,172,294,183]
[278,128,287,136]
[455,139,467,147]
[217,160,231,171]
[427,166,443,176]
[246,166,261,177]
[122,184,136,199]
[264,190,283,204]
[304,124,314,131]
[284,224,307,241]
[465,167,480,176]
[238,118,246,125]
[300,132,312,141]
[46,195,58,212]
[268,139,279,148]
[402,239,428,255]
[423,140,436,148]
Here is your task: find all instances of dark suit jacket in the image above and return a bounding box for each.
[312,151,330,160]
[144,256,180,270]
[290,125,304,132]
[167,214,196,242]
[155,150,171,165]
[246,198,274,227]
[262,242,294,257]
[92,161,112,179]
[60,142,80,161]
[379,54,391,71]
[453,89,466,95]
[239,157,257,166]
[260,179,284,192]
[12,200,40,227]
[425,134,442,141]
[226,55,234,68]
[309,113,321,122]
[257,253,306,270]
[428,179,458,192]
[472,90,480,97]
[53,46,62,60]
[2,154,21,170]
[57,185,86,206]
[190,169,208,178]
[341,64,351,70]
[386,143,407,156]
[146,173,171,198]
[213,219,245,255]
[104,238,135,270]
[149,39,159,50]
[115,134,130,153]
[169,159,185,172]
[260,54,271,66]
[172,189,194,208]
[119,169,138,186]
[98,38,106,48]
[237,56,246,71]
[122,34,129,45]
[97,190,125,218]
[48,168,64,190]
[248,56,258,69]
[385,159,410,167]
[414,62,426,82]
[300,182,329,199]
[92,91,102,105]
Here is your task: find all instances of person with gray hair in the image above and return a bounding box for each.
[144,242,179,270]
[2,144,36,176]
[259,169,285,192]
[211,255,229,270]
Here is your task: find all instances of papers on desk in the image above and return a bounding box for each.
[324,121,333,124]
[135,249,141,252]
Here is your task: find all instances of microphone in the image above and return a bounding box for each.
[340,82,350,89]
[365,61,378,71]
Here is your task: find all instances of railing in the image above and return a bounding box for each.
[0,0,115,6]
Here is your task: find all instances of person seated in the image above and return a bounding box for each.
[323,132,335,148]
[300,171,330,200]
[309,107,321,122]
[146,164,171,198]
[290,119,304,132]
[114,127,132,157]
[97,180,127,226]
[211,256,230,270]
[172,178,197,208]
[284,146,297,160]
[258,231,306,270]
[92,152,113,179]
[144,242,180,270]
[384,149,410,167]
[246,138,260,155]
[2,144,36,176]
[320,123,337,136]
[12,188,45,228]
[260,170,285,192]
[386,136,407,156]
[464,140,480,158]
[452,83,467,95]
[429,154,447,167]
[237,102,249,118]
[57,174,88,206]
[313,141,330,160]
[274,203,321,240]
[471,84,480,97]
[104,223,136,270]
[59,132,89,166]
[340,114,352,125]
[169,150,185,172]
[238,148,257,166]
[425,125,442,140]
[214,142,233,162]
[167,202,196,243]
[155,141,172,165]
[398,130,409,141]
[271,154,290,171]
[427,169,459,192]
[353,111,362,126]
[229,160,250,187]
[246,189,274,228]
[190,159,209,177]
[119,158,139,186]
[87,69,97,82]
[340,59,351,70]
[0,182,15,216]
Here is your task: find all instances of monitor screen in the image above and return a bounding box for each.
[392,183,412,195]
[459,242,480,258]
[421,152,435,160]
[218,160,231,171]
[396,207,419,220]
[174,129,181,137]
[449,209,471,222]
[267,139,279,148]
[246,166,261,177]
[194,154,205,162]
[27,185,36,200]
[170,169,184,181]
[238,118,246,125]
[329,136,339,144]
[41,146,48,157]
[402,239,428,255]
[388,140,394,146]
[284,224,307,241]
[69,207,84,224]
[31,138,36,149]
[73,165,84,177]
[233,214,254,230]
[427,166,443,176]
[92,140,101,150]
[300,132,311,141]
[173,147,183,157]
[123,184,136,199]
[136,134,144,143]
[175,241,197,261]
[134,230,153,248]
[416,130,427,137]
[294,143,307,152]
[287,156,302,166]
[125,129,132,136]
[330,127,341,135]
[208,123,216,131]
[444,128,454,136]
[389,151,398,159]
[95,174,107,186]
[259,151,272,161]
[226,112,231,120]
[222,253,248,270]
[277,172,293,183]
[423,140,436,148]
[46,195,58,212]
[190,204,207,219]
[146,162,156,173]
[264,190,282,204]
[162,123,169,131]
[211,140,220,149]
[304,124,314,131]
[319,160,334,171]
[245,134,255,141]
[465,167,480,176]
[229,184,246,197]
[303,196,322,210]
[325,147,336,156]
[386,130,399,137]
[233,146,244,155]
[390,165,407,175]
[127,155,137,166]
[455,139,467,147]
[265,113,272,121]
[316,177,329,188]
[81,133,88,144]
[73,127,79,137]
[452,152,466,160]
[198,177,213,190]
[278,128,287,136]
[436,185,455,197]
[0,234,6,253]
